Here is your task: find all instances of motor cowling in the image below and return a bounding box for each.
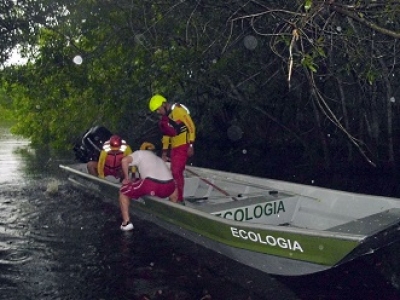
[73,126,113,163]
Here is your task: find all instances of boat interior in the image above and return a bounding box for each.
[182,171,400,235]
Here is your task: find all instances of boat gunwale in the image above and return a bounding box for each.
[59,164,366,242]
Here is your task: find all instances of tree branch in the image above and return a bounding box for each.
[331,4,400,39]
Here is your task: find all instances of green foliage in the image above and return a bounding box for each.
[3,0,400,167]
[301,54,318,73]
[304,0,312,11]
[0,107,15,121]
[0,0,80,65]
[0,77,17,121]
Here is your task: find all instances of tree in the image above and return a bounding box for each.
[0,0,80,65]
[3,0,400,173]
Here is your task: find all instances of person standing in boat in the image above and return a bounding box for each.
[148,94,196,204]
[118,144,175,231]
[87,135,132,179]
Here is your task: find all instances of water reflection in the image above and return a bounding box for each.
[0,125,30,184]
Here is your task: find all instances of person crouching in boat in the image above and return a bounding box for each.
[118,142,175,231]
[87,135,132,179]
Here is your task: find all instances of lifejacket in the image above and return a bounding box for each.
[159,103,189,137]
[102,140,128,176]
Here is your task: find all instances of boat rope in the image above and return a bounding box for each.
[185,167,239,201]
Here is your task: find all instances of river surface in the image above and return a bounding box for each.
[2,124,400,300]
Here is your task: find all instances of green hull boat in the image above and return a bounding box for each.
[59,163,400,276]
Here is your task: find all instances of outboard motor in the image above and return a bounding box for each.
[73,126,113,163]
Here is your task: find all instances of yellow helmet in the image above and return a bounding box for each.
[149,94,167,112]
[140,142,155,151]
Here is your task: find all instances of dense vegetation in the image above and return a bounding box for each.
[2,1,400,176]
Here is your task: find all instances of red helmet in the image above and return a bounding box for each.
[109,135,122,148]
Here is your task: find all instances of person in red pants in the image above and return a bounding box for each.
[148,94,196,203]
[119,146,175,231]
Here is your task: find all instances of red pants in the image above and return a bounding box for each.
[170,144,189,201]
[120,178,175,199]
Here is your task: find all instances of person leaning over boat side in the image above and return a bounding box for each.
[87,135,132,179]
[130,142,156,176]
[118,144,175,231]
[148,94,196,204]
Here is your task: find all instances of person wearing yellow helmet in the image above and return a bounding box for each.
[148,94,196,203]
[148,94,167,112]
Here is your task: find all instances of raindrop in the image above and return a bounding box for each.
[243,35,258,50]
[227,125,243,141]
[135,34,145,45]
[73,55,83,65]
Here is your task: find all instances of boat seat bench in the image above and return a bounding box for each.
[327,208,400,235]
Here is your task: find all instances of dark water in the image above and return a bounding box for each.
[2,126,400,300]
